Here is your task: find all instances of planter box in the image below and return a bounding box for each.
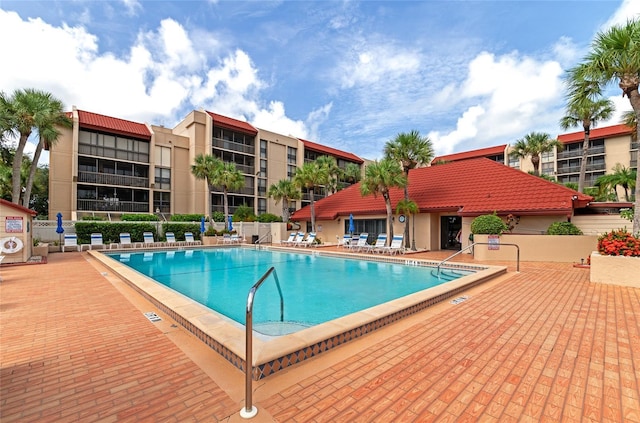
[33,243,49,257]
[202,236,218,246]
[590,251,640,288]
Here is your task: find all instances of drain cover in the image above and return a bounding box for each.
[144,312,162,322]
[450,296,469,305]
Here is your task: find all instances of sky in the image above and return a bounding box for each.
[1,0,639,166]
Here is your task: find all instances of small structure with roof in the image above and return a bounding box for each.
[0,199,38,264]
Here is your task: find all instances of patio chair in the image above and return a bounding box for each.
[184,232,201,246]
[142,232,156,247]
[337,234,351,248]
[110,232,134,249]
[281,232,296,246]
[164,232,179,247]
[230,234,242,244]
[82,233,104,251]
[382,235,405,255]
[62,233,80,252]
[290,232,307,247]
[297,232,318,248]
[364,233,387,253]
[348,233,369,252]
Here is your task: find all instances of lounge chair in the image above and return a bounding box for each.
[110,232,134,249]
[184,232,201,246]
[82,233,104,251]
[281,232,296,246]
[365,233,387,253]
[348,233,369,252]
[337,234,351,248]
[297,232,318,247]
[164,232,179,247]
[142,232,156,247]
[62,233,80,252]
[290,232,307,247]
[382,235,405,255]
[230,234,241,244]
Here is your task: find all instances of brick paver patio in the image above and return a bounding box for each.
[1,250,639,422]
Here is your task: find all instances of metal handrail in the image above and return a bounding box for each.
[242,266,283,419]
[255,230,271,244]
[437,242,520,273]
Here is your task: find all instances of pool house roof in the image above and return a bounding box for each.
[290,158,593,220]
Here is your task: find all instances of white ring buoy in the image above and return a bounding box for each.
[1,237,23,254]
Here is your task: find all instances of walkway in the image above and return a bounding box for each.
[1,250,639,422]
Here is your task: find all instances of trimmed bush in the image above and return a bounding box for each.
[121,214,158,221]
[546,222,583,235]
[471,213,508,235]
[256,213,282,223]
[170,214,206,222]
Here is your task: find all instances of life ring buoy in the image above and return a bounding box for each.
[1,237,24,254]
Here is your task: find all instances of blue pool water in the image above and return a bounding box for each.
[110,248,471,330]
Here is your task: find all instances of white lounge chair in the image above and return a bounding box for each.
[110,232,134,249]
[349,233,369,252]
[184,232,201,246]
[82,233,104,250]
[297,232,317,247]
[164,232,179,247]
[142,232,156,247]
[337,234,351,248]
[383,235,405,255]
[365,233,387,253]
[62,234,80,252]
[291,232,307,247]
[281,232,296,246]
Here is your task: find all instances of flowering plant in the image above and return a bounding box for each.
[597,229,640,257]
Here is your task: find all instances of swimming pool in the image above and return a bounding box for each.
[92,246,506,379]
[109,248,473,334]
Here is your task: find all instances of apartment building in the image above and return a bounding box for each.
[431,124,637,194]
[48,108,363,220]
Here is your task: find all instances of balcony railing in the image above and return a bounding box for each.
[631,141,639,150]
[78,171,149,188]
[556,163,606,175]
[78,199,150,213]
[557,146,605,159]
[213,137,255,155]
[302,192,325,202]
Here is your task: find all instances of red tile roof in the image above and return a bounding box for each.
[300,139,364,164]
[431,144,507,164]
[0,199,37,216]
[76,110,151,139]
[558,124,633,144]
[290,158,592,220]
[206,111,258,135]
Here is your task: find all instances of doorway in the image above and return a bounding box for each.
[440,216,462,250]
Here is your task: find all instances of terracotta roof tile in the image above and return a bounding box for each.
[432,144,507,164]
[206,111,258,135]
[300,139,364,164]
[291,158,592,220]
[558,124,633,144]
[76,110,151,139]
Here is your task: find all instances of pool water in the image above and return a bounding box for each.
[110,248,472,332]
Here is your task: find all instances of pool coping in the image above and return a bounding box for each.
[89,246,507,379]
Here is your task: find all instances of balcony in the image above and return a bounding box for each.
[302,192,325,202]
[631,141,639,151]
[556,163,606,175]
[212,137,255,155]
[77,199,150,213]
[557,146,605,159]
[78,171,149,188]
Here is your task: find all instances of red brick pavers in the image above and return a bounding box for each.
[261,262,640,422]
[0,253,237,422]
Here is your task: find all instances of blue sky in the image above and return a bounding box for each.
[1,0,638,164]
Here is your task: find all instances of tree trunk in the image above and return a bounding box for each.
[22,140,44,208]
[578,130,590,193]
[630,90,640,235]
[11,133,30,203]
[282,199,289,223]
[309,188,316,233]
[531,155,540,176]
[403,184,410,248]
[223,187,229,229]
[207,182,214,227]
[384,192,393,244]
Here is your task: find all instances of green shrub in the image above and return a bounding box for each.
[212,211,225,222]
[233,204,256,222]
[546,222,583,235]
[74,222,157,244]
[470,213,508,235]
[256,213,282,223]
[81,216,104,221]
[170,214,206,222]
[161,222,202,240]
[121,214,158,221]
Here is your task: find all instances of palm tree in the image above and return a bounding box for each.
[569,18,640,233]
[384,130,434,248]
[395,199,419,251]
[268,179,301,223]
[342,162,361,186]
[560,75,614,193]
[212,161,245,227]
[293,161,329,232]
[360,158,407,243]
[315,155,340,195]
[595,164,637,201]
[621,110,637,141]
[0,88,70,204]
[191,154,222,226]
[510,132,563,176]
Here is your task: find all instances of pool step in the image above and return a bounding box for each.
[254,320,312,336]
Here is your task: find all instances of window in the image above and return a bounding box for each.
[78,130,150,163]
[508,155,520,169]
[541,162,554,176]
[541,150,554,162]
[287,147,297,164]
[154,167,171,190]
[258,198,266,214]
[260,140,267,158]
[155,146,171,167]
[153,191,170,213]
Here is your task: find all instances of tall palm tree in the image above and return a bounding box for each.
[267,179,301,223]
[384,130,434,248]
[342,162,362,185]
[510,132,563,176]
[569,18,640,233]
[560,76,614,193]
[191,154,222,226]
[293,161,329,232]
[360,158,407,244]
[315,155,340,195]
[212,161,245,226]
[0,88,69,204]
[595,164,636,201]
[621,110,637,141]
[395,198,419,251]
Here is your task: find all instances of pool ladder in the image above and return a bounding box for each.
[242,266,283,419]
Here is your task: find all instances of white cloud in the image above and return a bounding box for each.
[429,106,485,155]
[252,101,308,139]
[121,0,142,17]
[600,0,640,30]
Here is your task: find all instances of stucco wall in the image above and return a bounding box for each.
[572,214,632,236]
[1,205,34,263]
[590,252,640,287]
[473,234,597,263]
